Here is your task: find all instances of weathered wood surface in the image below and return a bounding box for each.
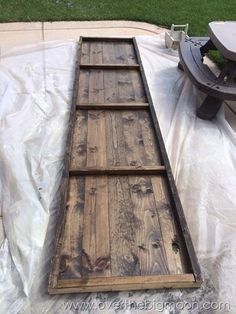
[81,41,137,65]
[69,166,166,176]
[51,274,199,294]
[57,174,190,281]
[76,102,149,110]
[49,37,201,294]
[70,110,161,170]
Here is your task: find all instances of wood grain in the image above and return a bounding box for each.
[58,177,85,280]
[76,102,149,110]
[80,64,139,70]
[81,43,110,277]
[108,175,140,276]
[129,176,169,275]
[70,110,161,169]
[151,176,187,274]
[70,111,88,169]
[69,166,166,175]
[54,274,198,293]
[49,37,201,294]
[82,41,137,65]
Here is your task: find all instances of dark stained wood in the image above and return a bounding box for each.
[69,166,166,176]
[82,175,110,277]
[81,40,90,64]
[125,43,147,103]
[80,64,139,70]
[81,45,111,277]
[151,176,188,274]
[77,70,146,105]
[82,41,137,65]
[129,176,169,275]
[49,274,198,294]
[78,71,90,104]
[49,38,83,289]
[58,177,85,280]
[133,37,202,282]
[70,110,161,169]
[49,37,202,294]
[76,102,149,110]
[70,110,88,169]
[109,175,140,276]
[102,41,118,105]
[82,37,133,42]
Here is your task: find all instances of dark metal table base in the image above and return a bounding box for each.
[179,37,236,120]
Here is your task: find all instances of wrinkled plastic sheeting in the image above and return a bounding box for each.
[0,35,236,314]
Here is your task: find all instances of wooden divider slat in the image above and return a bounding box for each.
[76,102,149,110]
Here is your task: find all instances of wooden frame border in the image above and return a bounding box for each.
[49,274,200,294]
[48,37,83,290]
[76,102,149,110]
[48,36,202,294]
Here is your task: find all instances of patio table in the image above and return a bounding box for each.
[179,21,236,120]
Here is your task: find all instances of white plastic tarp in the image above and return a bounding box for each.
[0,35,236,313]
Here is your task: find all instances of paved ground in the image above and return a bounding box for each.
[0,20,235,244]
[0,20,165,53]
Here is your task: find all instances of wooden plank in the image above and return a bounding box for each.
[134,106,185,274]
[129,176,169,275]
[82,37,133,42]
[125,43,147,103]
[76,102,149,110]
[49,274,198,294]
[86,112,107,167]
[81,41,90,64]
[151,176,187,274]
[102,42,118,104]
[117,72,135,103]
[86,41,137,65]
[81,42,111,278]
[78,43,90,104]
[70,110,160,169]
[130,70,147,103]
[80,64,139,70]
[48,38,83,290]
[70,111,88,169]
[115,45,136,103]
[117,96,168,275]
[116,42,137,64]
[58,177,85,280]
[108,176,140,277]
[69,166,166,175]
[138,110,161,165]
[82,176,110,277]
[105,111,127,167]
[89,42,103,65]
[113,41,127,64]
[78,70,90,104]
[121,111,145,166]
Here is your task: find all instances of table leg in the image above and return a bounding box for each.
[200,39,216,56]
[197,95,223,120]
[178,62,184,71]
